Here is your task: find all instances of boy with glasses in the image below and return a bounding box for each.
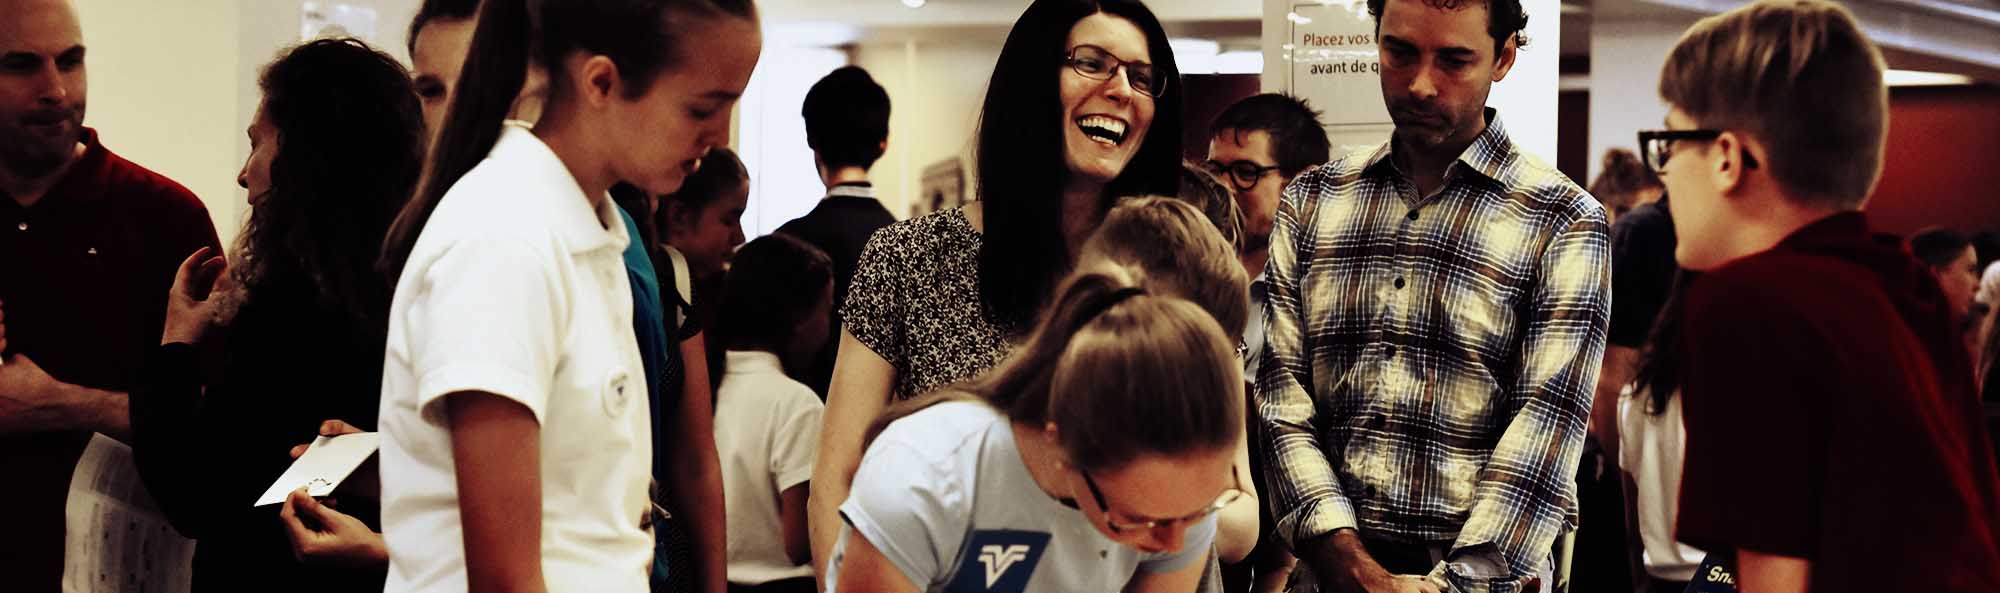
[1205,93,1328,593]
[1646,2,2000,592]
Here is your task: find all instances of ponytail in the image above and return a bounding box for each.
[379,0,533,282]
[864,265,1242,473]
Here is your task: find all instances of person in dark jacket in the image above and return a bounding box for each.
[127,37,423,592]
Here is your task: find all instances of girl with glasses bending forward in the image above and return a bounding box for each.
[372,0,759,592]
[828,266,1245,593]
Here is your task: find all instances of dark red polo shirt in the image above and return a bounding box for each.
[0,128,220,593]
[1676,212,2000,593]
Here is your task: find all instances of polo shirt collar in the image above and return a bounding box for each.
[725,350,785,375]
[8,127,110,210]
[492,123,628,256]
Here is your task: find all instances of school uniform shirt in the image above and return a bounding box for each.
[1614,386,1702,583]
[828,400,1214,593]
[715,350,824,585]
[377,123,654,593]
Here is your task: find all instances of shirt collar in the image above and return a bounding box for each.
[1775,210,1872,252]
[12,127,110,209]
[725,350,785,374]
[493,123,629,255]
[1362,108,1514,186]
[828,182,876,200]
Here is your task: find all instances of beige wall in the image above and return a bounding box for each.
[852,39,1002,219]
[70,0,421,249]
[72,0,244,246]
[1586,16,1699,183]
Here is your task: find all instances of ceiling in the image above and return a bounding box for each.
[759,0,2000,82]
[757,0,1257,27]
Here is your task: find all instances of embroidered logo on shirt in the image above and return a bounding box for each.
[979,545,1030,587]
[947,530,1048,593]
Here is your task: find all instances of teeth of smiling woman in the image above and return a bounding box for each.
[1078,115,1127,144]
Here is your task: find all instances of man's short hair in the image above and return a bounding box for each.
[1366,0,1531,54]
[802,66,891,171]
[1659,0,1887,210]
[1209,93,1331,179]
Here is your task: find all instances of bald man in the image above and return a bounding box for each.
[0,0,220,589]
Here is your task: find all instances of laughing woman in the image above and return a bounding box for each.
[809,0,1186,573]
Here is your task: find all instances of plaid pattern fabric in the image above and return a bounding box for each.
[1255,112,1611,593]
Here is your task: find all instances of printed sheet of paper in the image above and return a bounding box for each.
[254,432,380,507]
[62,433,195,593]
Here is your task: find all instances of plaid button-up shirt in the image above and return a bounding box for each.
[1255,111,1610,593]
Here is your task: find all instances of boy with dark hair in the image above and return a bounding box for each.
[1206,93,1328,593]
[1652,2,2000,592]
[777,66,897,397]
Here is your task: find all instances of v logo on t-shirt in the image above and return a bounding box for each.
[948,530,1050,593]
[980,545,1031,587]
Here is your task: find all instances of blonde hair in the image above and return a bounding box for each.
[1078,196,1251,343]
[1658,0,1887,209]
[868,266,1244,472]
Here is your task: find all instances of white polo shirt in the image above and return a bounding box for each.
[378,123,654,593]
[715,350,823,585]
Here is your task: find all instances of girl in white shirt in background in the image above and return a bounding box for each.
[1617,280,1708,593]
[711,233,834,593]
[372,0,760,592]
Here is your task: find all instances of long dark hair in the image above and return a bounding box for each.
[379,0,756,282]
[870,267,1241,472]
[240,38,422,331]
[975,0,1184,329]
[1634,271,1699,414]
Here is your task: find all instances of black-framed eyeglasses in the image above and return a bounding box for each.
[1081,464,1245,533]
[1206,159,1283,192]
[1637,129,1760,174]
[1066,45,1167,98]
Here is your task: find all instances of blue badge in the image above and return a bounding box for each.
[1684,553,1738,593]
[946,530,1051,593]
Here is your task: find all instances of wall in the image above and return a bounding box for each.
[72,0,244,246]
[1867,85,2000,236]
[738,44,847,237]
[1260,0,1564,164]
[73,0,421,249]
[852,39,1001,218]
[1585,16,1697,183]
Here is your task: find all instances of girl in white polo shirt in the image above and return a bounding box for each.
[372,1,761,592]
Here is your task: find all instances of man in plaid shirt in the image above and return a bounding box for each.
[1254,0,1609,591]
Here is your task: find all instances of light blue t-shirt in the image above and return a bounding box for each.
[830,400,1215,593]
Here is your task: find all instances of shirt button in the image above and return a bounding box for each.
[1394,277,1406,289]
[1386,345,1399,357]
[15,222,25,231]
[1406,210,1419,221]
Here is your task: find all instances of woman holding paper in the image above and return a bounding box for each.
[126,38,424,592]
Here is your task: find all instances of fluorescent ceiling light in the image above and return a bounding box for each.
[902,0,925,7]
[1886,69,1974,86]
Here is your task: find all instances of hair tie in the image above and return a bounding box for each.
[1082,286,1147,323]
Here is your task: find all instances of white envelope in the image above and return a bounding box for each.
[253,432,380,507]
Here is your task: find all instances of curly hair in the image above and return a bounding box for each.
[236,38,423,331]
